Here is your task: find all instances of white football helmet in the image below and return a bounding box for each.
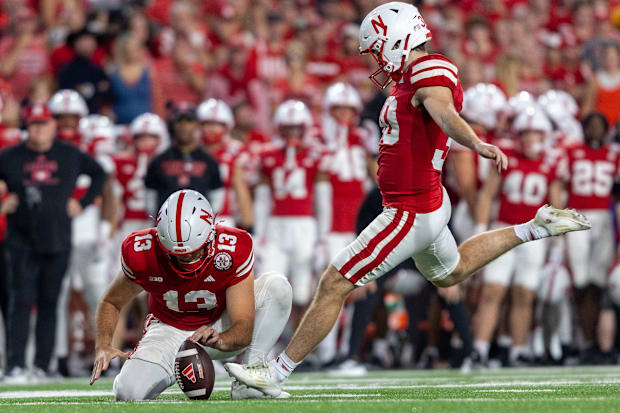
[537,90,579,124]
[273,100,313,129]
[80,115,116,156]
[505,91,536,119]
[461,83,507,130]
[48,89,88,117]
[513,106,553,134]
[130,112,169,153]
[557,116,584,143]
[156,189,216,278]
[323,82,362,111]
[197,99,234,129]
[359,2,431,88]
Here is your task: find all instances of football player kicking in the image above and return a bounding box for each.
[89,189,293,400]
[224,1,592,397]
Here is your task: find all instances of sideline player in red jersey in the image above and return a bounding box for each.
[108,112,169,278]
[551,112,619,354]
[473,107,562,366]
[254,99,331,327]
[89,190,292,400]
[224,2,591,396]
[197,98,253,229]
[448,83,506,242]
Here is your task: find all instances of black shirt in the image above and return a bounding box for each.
[58,56,111,114]
[145,146,222,208]
[0,140,106,253]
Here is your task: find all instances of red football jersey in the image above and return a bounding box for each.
[324,126,369,233]
[377,54,463,213]
[260,142,328,216]
[497,149,559,225]
[121,225,254,330]
[113,152,151,221]
[210,139,248,217]
[558,142,620,210]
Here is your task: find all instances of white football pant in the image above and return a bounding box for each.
[566,209,614,288]
[261,217,317,306]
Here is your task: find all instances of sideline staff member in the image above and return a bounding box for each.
[0,104,106,379]
[145,102,222,215]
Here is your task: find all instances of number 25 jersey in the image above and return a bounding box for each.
[121,225,254,330]
[378,54,463,214]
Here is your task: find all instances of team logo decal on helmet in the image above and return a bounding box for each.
[213,252,233,271]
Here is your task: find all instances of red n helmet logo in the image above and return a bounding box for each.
[182,363,196,383]
[200,208,213,225]
[371,15,387,35]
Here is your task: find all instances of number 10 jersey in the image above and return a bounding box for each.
[377,54,463,213]
[121,225,254,330]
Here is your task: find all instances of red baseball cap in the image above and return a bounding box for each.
[24,104,53,124]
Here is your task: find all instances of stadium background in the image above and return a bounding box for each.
[1,0,620,381]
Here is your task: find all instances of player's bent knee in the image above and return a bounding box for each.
[113,359,169,401]
[258,272,293,311]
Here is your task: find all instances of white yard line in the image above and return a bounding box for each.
[4,397,612,406]
[0,380,617,400]
[473,389,556,393]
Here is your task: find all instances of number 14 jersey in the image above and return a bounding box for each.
[378,54,463,214]
[121,225,254,330]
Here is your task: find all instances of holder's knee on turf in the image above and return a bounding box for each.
[113,358,171,401]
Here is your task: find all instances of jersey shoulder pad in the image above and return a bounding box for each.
[121,228,157,281]
[409,54,459,91]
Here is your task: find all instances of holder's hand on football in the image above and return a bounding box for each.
[475,142,508,172]
[189,326,224,350]
[90,346,130,385]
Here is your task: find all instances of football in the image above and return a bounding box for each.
[174,339,215,400]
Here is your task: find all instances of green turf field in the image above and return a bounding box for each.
[2,366,620,412]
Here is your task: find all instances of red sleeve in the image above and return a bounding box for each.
[120,232,152,286]
[409,54,463,111]
[228,230,254,287]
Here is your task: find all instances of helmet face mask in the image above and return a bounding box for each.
[279,124,304,147]
[134,134,160,155]
[518,131,545,159]
[201,121,227,146]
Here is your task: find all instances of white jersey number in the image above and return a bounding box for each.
[504,171,547,206]
[331,146,367,182]
[163,289,217,312]
[133,234,152,252]
[572,160,615,197]
[379,96,399,145]
[126,155,149,212]
[272,167,307,199]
